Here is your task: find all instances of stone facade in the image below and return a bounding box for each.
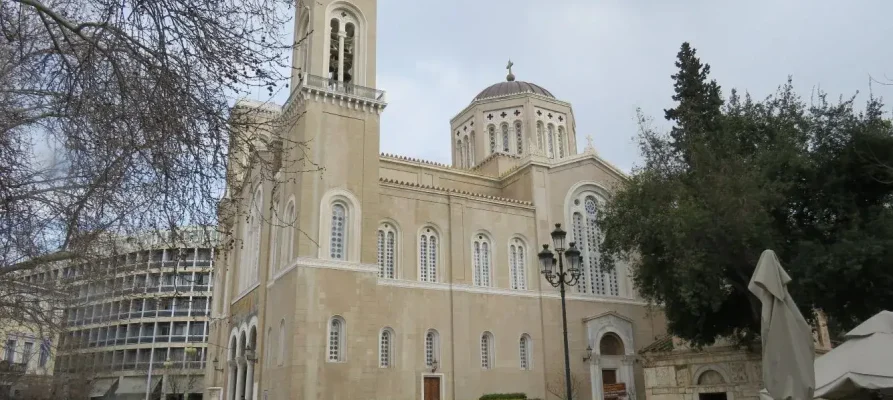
[640,339,763,400]
[203,0,668,399]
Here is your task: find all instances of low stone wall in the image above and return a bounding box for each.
[641,346,763,400]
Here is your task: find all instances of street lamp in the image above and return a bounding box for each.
[539,223,582,400]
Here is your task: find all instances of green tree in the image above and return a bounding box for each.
[600,42,893,346]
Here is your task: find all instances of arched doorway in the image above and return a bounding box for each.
[585,312,637,400]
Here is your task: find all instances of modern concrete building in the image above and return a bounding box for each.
[205,1,668,399]
[51,229,216,399]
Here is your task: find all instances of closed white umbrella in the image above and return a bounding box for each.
[748,249,816,400]
[814,310,893,399]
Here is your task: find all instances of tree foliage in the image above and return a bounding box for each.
[601,42,893,346]
[0,0,311,338]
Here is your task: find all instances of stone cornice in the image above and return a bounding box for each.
[379,177,534,207]
[497,151,629,182]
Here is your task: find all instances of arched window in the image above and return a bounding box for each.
[379,328,394,368]
[509,237,527,290]
[277,319,285,366]
[283,200,295,267]
[377,223,397,279]
[268,201,279,277]
[481,331,494,369]
[469,131,476,166]
[265,327,272,366]
[536,121,544,151]
[473,234,492,287]
[330,202,347,260]
[425,330,439,367]
[557,126,566,158]
[569,193,618,296]
[463,135,471,167]
[327,10,359,84]
[240,187,262,291]
[515,121,523,154]
[547,124,555,159]
[488,125,496,154]
[327,316,345,362]
[519,334,531,370]
[419,227,438,282]
[501,123,510,152]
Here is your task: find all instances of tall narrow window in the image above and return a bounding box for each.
[469,132,476,166]
[22,342,33,365]
[328,19,340,80]
[343,23,355,83]
[456,141,464,168]
[330,203,347,260]
[584,196,605,295]
[572,212,589,294]
[547,124,555,159]
[519,334,531,370]
[328,317,344,362]
[269,201,279,276]
[379,328,393,368]
[38,340,50,367]
[558,126,566,158]
[283,201,295,267]
[509,238,527,290]
[515,121,523,154]
[425,330,438,367]
[481,332,493,369]
[419,228,438,282]
[488,125,496,154]
[377,224,397,279]
[536,121,544,151]
[5,339,15,362]
[463,135,471,167]
[501,123,510,152]
[278,319,285,366]
[473,235,491,287]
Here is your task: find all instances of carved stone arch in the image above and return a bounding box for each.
[692,364,733,386]
[318,188,362,262]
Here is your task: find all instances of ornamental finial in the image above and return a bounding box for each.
[506,59,515,82]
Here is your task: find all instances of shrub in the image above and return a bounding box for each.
[479,394,527,400]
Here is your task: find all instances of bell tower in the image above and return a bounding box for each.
[290,0,378,91]
[284,0,385,267]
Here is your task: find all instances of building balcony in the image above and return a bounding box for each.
[301,73,386,103]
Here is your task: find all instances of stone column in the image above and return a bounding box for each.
[590,356,603,400]
[337,31,345,82]
[246,360,255,400]
[235,358,246,400]
[227,362,237,400]
[622,356,636,400]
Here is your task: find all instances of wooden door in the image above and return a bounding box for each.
[424,376,441,400]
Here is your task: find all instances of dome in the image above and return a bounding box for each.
[473,81,555,102]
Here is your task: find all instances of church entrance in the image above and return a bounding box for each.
[423,376,441,400]
[698,393,728,400]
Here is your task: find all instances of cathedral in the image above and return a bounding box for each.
[204,0,668,399]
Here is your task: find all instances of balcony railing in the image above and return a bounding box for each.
[303,74,386,102]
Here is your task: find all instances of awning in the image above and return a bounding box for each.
[115,376,161,395]
[89,377,118,398]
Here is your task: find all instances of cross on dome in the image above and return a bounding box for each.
[506,59,515,82]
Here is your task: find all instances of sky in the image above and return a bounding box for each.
[370,0,893,172]
[246,0,893,172]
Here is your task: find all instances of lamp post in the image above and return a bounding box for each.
[539,223,582,400]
